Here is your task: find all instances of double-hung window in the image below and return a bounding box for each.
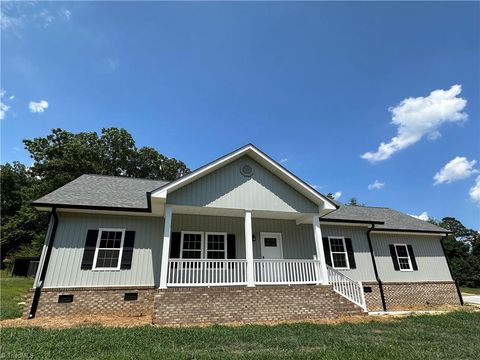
[206,232,227,259]
[180,232,203,259]
[93,229,125,270]
[394,244,413,271]
[328,237,349,269]
[180,231,227,259]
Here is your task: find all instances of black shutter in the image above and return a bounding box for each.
[322,237,332,266]
[170,232,181,258]
[389,244,400,271]
[407,245,418,271]
[81,230,98,270]
[227,234,236,259]
[120,231,135,270]
[345,238,356,269]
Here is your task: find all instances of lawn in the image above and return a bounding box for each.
[0,270,34,320]
[461,287,480,295]
[1,311,479,359]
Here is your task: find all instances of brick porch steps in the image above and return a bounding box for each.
[152,284,365,325]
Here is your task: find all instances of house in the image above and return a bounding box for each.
[25,144,462,324]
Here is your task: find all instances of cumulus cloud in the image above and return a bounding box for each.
[368,180,385,190]
[410,212,429,221]
[470,176,480,206]
[29,100,49,113]
[333,191,342,200]
[362,85,468,162]
[0,89,11,120]
[433,157,477,185]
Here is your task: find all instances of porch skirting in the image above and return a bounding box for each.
[362,281,461,311]
[23,287,156,319]
[153,285,364,325]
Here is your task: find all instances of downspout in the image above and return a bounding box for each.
[28,207,58,319]
[440,233,464,306]
[367,224,387,311]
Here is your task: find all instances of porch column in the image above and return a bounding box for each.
[159,204,173,289]
[313,216,329,285]
[244,210,255,287]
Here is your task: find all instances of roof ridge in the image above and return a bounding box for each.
[81,174,169,182]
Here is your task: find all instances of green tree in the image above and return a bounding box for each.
[347,197,365,206]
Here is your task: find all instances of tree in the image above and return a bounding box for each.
[347,197,365,206]
[1,128,191,264]
[326,193,335,200]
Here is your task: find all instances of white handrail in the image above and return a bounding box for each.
[326,265,366,311]
[167,259,248,286]
[254,259,319,285]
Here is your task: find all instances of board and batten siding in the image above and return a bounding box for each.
[167,155,319,214]
[371,233,452,282]
[43,212,164,288]
[321,225,377,282]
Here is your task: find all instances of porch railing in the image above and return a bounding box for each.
[167,259,247,286]
[327,265,366,311]
[254,259,319,285]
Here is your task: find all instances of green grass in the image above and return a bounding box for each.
[0,270,34,320]
[461,287,480,295]
[1,311,479,359]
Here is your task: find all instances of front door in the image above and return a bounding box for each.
[260,232,283,259]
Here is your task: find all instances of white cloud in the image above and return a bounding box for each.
[0,89,11,120]
[279,158,288,164]
[60,9,71,21]
[433,157,477,185]
[368,180,385,190]
[333,191,342,200]
[469,176,480,206]
[29,100,49,113]
[362,85,468,162]
[410,212,429,221]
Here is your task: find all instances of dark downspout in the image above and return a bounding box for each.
[367,224,387,311]
[28,207,59,319]
[440,234,464,306]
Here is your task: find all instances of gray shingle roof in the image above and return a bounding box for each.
[321,205,448,233]
[33,174,168,210]
[33,174,448,233]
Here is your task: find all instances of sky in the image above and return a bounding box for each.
[1,1,479,229]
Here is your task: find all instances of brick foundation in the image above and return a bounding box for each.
[23,287,155,319]
[153,285,365,325]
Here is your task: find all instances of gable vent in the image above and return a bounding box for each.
[240,164,254,177]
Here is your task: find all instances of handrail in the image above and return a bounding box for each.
[327,265,366,311]
[254,259,319,284]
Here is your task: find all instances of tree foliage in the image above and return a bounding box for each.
[1,128,190,264]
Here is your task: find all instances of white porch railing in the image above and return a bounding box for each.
[327,265,366,311]
[254,259,319,285]
[167,259,247,286]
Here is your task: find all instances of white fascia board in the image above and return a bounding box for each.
[151,144,338,210]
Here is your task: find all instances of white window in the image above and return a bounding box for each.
[93,229,125,270]
[205,232,227,259]
[328,237,349,269]
[180,231,203,259]
[394,244,413,271]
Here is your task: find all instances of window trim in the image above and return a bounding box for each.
[205,232,228,260]
[92,228,126,271]
[179,231,204,259]
[328,236,350,270]
[394,243,413,272]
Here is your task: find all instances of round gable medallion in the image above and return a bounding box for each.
[240,164,254,177]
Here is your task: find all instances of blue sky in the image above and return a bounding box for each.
[1,1,479,229]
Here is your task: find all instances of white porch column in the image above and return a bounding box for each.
[244,210,255,287]
[159,205,173,289]
[313,216,329,285]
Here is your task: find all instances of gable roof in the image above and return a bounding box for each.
[151,144,338,211]
[321,205,449,233]
[32,174,167,211]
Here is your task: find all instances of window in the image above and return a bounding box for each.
[394,244,413,271]
[181,232,203,259]
[328,237,349,269]
[206,233,227,259]
[93,229,125,270]
[264,238,277,247]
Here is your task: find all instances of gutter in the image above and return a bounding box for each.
[367,224,387,312]
[439,233,464,306]
[28,207,59,319]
